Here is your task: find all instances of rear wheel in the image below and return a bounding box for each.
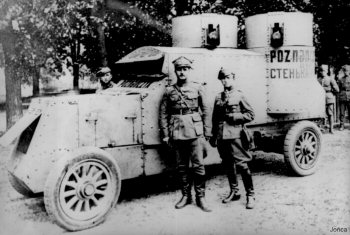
[44,147,121,231]
[284,121,322,176]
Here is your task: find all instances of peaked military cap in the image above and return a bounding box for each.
[218,67,235,80]
[96,67,111,77]
[172,56,193,68]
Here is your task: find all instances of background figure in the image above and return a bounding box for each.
[338,65,350,130]
[319,64,339,134]
[210,67,255,209]
[96,67,116,93]
[159,56,212,212]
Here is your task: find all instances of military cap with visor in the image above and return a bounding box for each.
[218,67,235,80]
[172,56,193,68]
[96,67,111,77]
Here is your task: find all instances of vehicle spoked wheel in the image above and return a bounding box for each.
[44,147,121,231]
[284,121,322,176]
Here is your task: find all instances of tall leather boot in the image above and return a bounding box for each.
[329,116,334,134]
[241,168,255,209]
[175,172,192,209]
[194,174,212,212]
[222,171,240,203]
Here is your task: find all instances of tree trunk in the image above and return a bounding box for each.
[0,28,23,129]
[93,0,108,67]
[73,62,79,89]
[97,24,108,67]
[5,64,22,129]
[32,66,40,97]
[71,40,79,90]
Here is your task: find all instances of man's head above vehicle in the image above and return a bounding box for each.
[97,67,112,84]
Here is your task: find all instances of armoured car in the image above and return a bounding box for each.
[0,12,324,231]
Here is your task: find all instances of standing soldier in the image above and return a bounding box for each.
[159,56,212,212]
[338,65,350,130]
[96,67,116,93]
[209,67,255,209]
[319,64,339,134]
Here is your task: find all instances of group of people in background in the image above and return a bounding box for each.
[319,64,350,134]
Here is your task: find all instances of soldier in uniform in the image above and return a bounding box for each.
[209,67,255,209]
[319,64,339,134]
[96,67,116,93]
[338,65,350,130]
[159,56,212,212]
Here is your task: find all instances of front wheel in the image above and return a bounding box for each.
[284,121,322,176]
[44,147,121,231]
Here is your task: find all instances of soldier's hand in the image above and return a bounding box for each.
[209,137,217,148]
[205,136,211,141]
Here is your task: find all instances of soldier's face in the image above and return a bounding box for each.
[100,72,112,83]
[320,65,329,78]
[175,66,191,81]
[220,74,235,88]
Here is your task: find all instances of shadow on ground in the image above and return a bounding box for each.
[9,151,293,224]
[119,151,293,202]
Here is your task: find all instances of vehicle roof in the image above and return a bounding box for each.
[116,46,262,64]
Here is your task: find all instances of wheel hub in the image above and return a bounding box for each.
[79,183,95,198]
[84,184,95,197]
[302,143,311,155]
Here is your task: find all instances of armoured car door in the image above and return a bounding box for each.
[78,94,142,147]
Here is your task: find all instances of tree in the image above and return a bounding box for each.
[0,1,24,128]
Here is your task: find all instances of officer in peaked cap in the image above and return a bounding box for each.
[96,66,116,93]
[210,67,256,209]
[172,56,193,68]
[159,56,212,212]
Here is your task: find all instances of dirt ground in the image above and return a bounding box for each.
[0,128,349,235]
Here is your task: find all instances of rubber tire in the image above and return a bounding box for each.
[44,147,121,231]
[8,172,36,197]
[284,121,322,176]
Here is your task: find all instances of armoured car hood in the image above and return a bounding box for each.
[114,46,259,78]
[0,107,42,147]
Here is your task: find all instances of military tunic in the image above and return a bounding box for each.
[212,89,254,140]
[321,76,339,104]
[321,76,339,117]
[160,81,211,140]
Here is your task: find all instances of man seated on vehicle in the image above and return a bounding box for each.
[96,67,116,93]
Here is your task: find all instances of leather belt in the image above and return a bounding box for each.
[172,108,199,115]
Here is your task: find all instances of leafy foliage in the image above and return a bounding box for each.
[1,0,349,86]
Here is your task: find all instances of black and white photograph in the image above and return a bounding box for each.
[0,0,349,234]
